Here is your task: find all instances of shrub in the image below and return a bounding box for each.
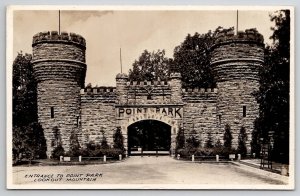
[176,148,190,157]
[100,136,109,149]
[51,145,65,159]
[223,124,232,149]
[175,127,185,152]
[176,146,237,159]
[102,148,123,158]
[251,119,261,157]
[78,148,90,157]
[237,126,248,157]
[194,147,214,156]
[113,127,125,153]
[220,147,236,157]
[67,131,81,157]
[186,135,200,150]
[205,132,214,148]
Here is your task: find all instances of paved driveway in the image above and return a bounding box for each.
[12,156,288,188]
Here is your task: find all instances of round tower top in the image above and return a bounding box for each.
[213,28,264,47]
[32,31,86,48]
[116,73,128,80]
[170,72,182,79]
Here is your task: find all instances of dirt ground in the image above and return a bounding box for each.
[12,156,289,188]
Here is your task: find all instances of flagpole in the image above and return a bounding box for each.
[236,10,238,35]
[59,10,61,34]
[120,48,123,73]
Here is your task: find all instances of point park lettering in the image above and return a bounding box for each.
[118,107,182,118]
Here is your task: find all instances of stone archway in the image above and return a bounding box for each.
[119,110,180,155]
[127,120,171,155]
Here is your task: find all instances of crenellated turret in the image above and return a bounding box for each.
[32,31,87,156]
[210,28,264,152]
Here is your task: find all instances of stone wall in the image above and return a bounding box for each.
[216,80,259,148]
[80,88,117,146]
[183,88,218,147]
[125,80,172,105]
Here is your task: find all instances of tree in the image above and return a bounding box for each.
[251,119,262,157]
[215,138,222,148]
[51,145,65,160]
[173,27,227,88]
[205,132,214,148]
[175,127,185,152]
[67,131,81,157]
[237,127,248,157]
[113,127,125,152]
[128,49,172,81]
[100,134,109,149]
[186,130,201,151]
[13,52,37,126]
[12,52,47,162]
[223,124,232,149]
[254,10,290,163]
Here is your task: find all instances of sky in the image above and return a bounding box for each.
[13,8,277,86]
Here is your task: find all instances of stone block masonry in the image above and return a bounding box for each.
[32,31,86,156]
[80,90,117,145]
[32,28,265,156]
[211,28,264,151]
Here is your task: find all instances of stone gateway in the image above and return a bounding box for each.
[32,29,264,157]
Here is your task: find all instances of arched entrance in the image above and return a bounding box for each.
[127,120,171,156]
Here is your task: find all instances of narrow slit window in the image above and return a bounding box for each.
[243,106,246,117]
[51,107,54,118]
[147,94,152,100]
[76,116,79,127]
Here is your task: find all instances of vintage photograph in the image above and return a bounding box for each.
[6,6,294,189]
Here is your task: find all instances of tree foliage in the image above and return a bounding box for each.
[175,127,185,152]
[254,10,290,163]
[100,134,110,150]
[113,127,125,152]
[251,119,262,157]
[223,124,233,149]
[67,131,81,157]
[237,127,248,157]
[205,132,214,148]
[51,145,65,160]
[13,52,37,126]
[186,130,201,151]
[13,122,47,162]
[173,27,227,88]
[128,27,228,87]
[128,49,172,81]
[12,52,47,162]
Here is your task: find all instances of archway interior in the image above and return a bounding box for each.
[127,120,171,155]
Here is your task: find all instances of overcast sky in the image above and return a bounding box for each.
[13,8,277,86]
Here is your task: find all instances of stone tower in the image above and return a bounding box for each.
[116,73,129,105]
[32,31,87,156]
[210,29,264,152]
[169,72,183,104]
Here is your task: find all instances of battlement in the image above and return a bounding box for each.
[126,80,169,86]
[183,88,218,94]
[81,87,116,94]
[214,28,264,45]
[183,88,218,102]
[32,31,86,47]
